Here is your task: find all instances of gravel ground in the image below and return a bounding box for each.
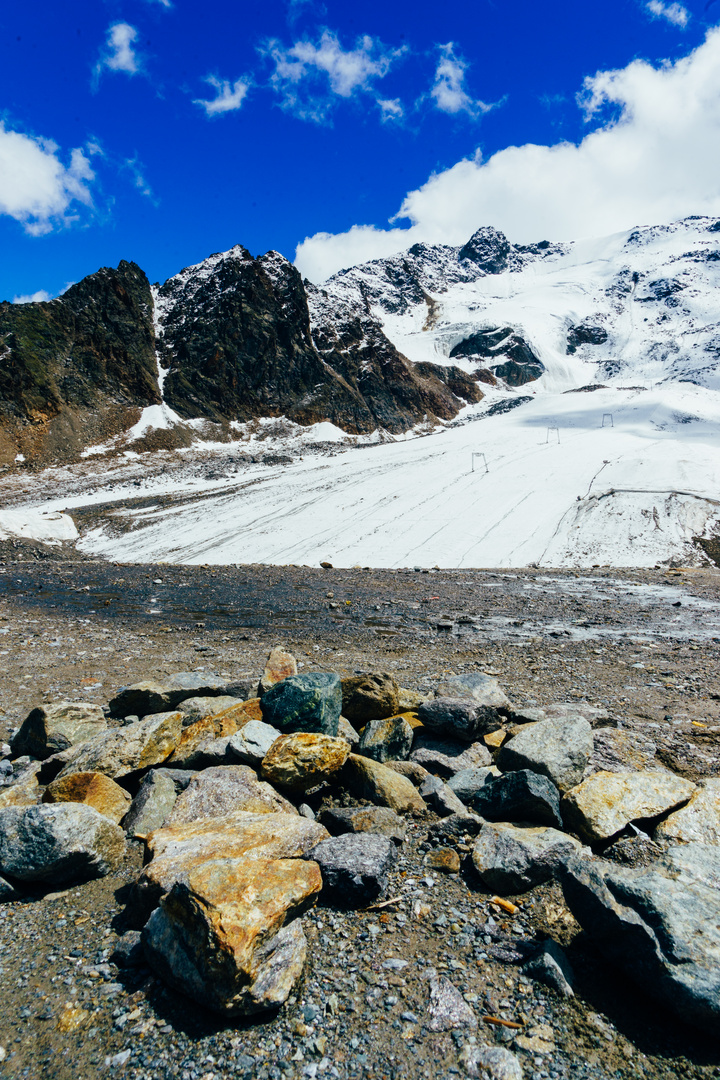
[0,551,719,1080]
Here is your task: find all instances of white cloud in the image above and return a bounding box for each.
[429,43,491,117]
[295,28,720,281]
[12,290,52,304]
[95,23,141,82]
[0,124,96,235]
[646,1,689,27]
[266,30,400,122]
[194,75,251,116]
[377,98,404,122]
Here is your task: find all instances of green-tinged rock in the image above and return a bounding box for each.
[260,673,342,735]
[357,714,413,763]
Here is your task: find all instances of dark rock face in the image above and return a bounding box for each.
[566,324,608,354]
[470,770,563,828]
[449,327,544,387]
[0,261,159,463]
[458,227,511,273]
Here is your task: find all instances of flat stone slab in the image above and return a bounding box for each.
[562,769,696,843]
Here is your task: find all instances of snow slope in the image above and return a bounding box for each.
[12,217,720,568]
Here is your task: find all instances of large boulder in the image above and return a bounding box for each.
[306,833,396,906]
[167,765,295,825]
[341,673,400,724]
[357,715,413,763]
[11,703,106,760]
[260,673,342,736]
[472,822,584,894]
[497,716,594,793]
[43,772,131,825]
[342,754,427,814]
[560,843,720,1028]
[0,762,42,807]
[132,810,328,918]
[0,803,125,884]
[55,712,182,781]
[109,672,237,718]
[258,646,298,696]
[143,856,321,1015]
[417,699,501,742]
[434,673,510,710]
[655,778,720,845]
[562,770,696,843]
[471,770,563,829]
[166,703,250,767]
[261,733,349,792]
[587,727,657,775]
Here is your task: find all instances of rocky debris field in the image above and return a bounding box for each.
[0,559,719,1080]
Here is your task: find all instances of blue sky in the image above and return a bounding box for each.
[1,0,719,300]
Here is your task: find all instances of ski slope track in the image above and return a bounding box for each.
[10,217,720,568]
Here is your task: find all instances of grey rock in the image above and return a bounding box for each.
[0,803,125,884]
[562,769,696,843]
[54,711,182,781]
[427,975,477,1031]
[655,777,720,845]
[152,768,196,792]
[11,702,106,760]
[410,735,492,778]
[298,803,316,820]
[459,1045,523,1080]
[177,696,244,727]
[434,673,511,710]
[419,774,468,818]
[318,806,406,843]
[561,842,720,1027]
[109,672,230,718]
[497,716,594,793]
[471,770,563,829]
[337,716,361,748]
[427,813,484,843]
[306,833,397,906]
[260,673,342,736]
[417,699,501,743]
[123,771,179,837]
[357,715,413,763]
[508,702,608,727]
[110,931,146,968]
[522,940,574,998]
[472,822,584,894]
[167,765,295,824]
[226,721,281,766]
[447,766,499,801]
[586,727,657,775]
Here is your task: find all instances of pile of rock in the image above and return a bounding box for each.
[1,649,718,1030]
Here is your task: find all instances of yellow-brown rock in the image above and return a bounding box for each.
[563,769,696,843]
[132,809,329,918]
[261,733,350,792]
[43,771,132,825]
[56,711,182,781]
[655,777,720,845]
[342,753,427,814]
[425,847,461,873]
[142,855,321,1015]
[483,729,508,750]
[259,647,298,696]
[167,703,249,766]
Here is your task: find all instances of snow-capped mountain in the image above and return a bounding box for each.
[1,217,720,568]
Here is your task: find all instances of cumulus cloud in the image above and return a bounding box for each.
[194,75,251,116]
[377,98,404,122]
[0,124,96,235]
[295,28,720,281]
[428,43,492,117]
[646,1,690,27]
[12,290,52,304]
[95,23,141,83]
[265,30,401,122]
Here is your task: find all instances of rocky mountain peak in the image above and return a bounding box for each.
[458,226,511,273]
